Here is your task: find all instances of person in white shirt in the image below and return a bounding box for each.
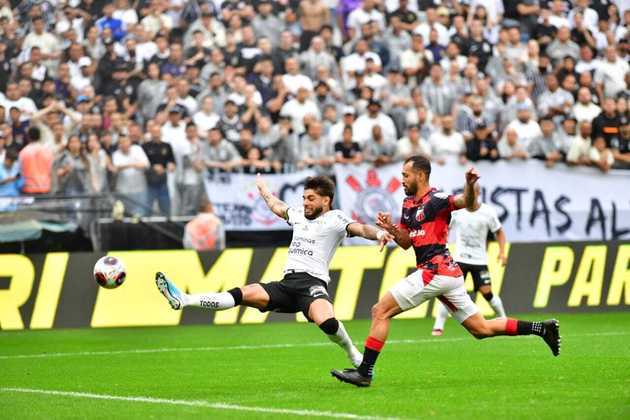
[505,105,542,147]
[431,184,508,336]
[280,86,320,134]
[112,135,150,216]
[347,0,385,33]
[155,175,393,369]
[428,115,466,164]
[193,96,220,136]
[281,57,314,95]
[566,120,592,165]
[353,100,397,144]
[396,124,431,160]
[572,87,602,123]
[594,46,630,100]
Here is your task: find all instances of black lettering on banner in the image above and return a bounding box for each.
[554,195,572,234]
[216,203,253,226]
[611,201,630,240]
[511,188,527,230]
[530,189,551,236]
[490,187,509,223]
[586,199,606,240]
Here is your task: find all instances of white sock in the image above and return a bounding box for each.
[433,302,449,330]
[185,292,236,310]
[489,295,506,318]
[327,321,362,366]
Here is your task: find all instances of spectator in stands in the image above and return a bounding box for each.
[193,96,219,136]
[612,124,630,169]
[354,99,397,144]
[143,123,176,216]
[397,125,432,161]
[594,46,630,102]
[537,74,574,120]
[546,26,580,64]
[0,149,22,201]
[592,98,622,146]
[505,104,542,146]
[527,117,564,168]
[202,126,240,173]
[56,135,93,196]
[429,115,466,165]
[19,127,53,195]
[183,199,225,251]
[334,125,363,165]
[573,87,602,123]
[174,122,205,216]
[363,125,397,167]
[297,120,334,175]
[280,86,319,135]
[567,120,593,166]
[112,135,150,217]
[466,123,499,162]
[498,128,529,160]
[589,136,615,173]
[421,63,456,117]
[400,33,432,83]
[86,134,112,194]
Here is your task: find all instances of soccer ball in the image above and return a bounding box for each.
[94,256,126,289]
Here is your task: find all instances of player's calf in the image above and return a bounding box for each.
[319,317,363,368]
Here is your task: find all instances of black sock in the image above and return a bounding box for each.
[358,347,380,378]
[482,292,494,301]
[227,288,243,305]
[517,321,546,337]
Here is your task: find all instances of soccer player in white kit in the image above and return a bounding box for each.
[155,174,393,368]
[431,183,508,336]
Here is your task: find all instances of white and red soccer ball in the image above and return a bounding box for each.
[93,256,126,289]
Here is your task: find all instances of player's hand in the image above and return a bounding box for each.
[377,231,395,252]
[465,167,480,186]
[376,211,393,230]
[255,173,267,193]
[498,253,507,266]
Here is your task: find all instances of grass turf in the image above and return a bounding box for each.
[1,312,629,419]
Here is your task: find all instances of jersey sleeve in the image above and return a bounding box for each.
[331,210,354,235]
[432,191,459,213]
[286,207,302,226]
[487,206,502,233]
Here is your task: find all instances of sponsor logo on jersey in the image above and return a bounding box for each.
[409,229,426,238]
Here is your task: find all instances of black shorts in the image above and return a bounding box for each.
[458,262,491,291]
[260,271,332,321]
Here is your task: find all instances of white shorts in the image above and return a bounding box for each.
[390,269,479,323]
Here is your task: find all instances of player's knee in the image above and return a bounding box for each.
[371,303,388,321]
[318,317,339,335]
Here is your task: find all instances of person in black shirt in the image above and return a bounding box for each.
[612,123,630,169]
[334,125,363,165]
[390,0,418,32]
[142,122,176,216]
[531,9,557,54]
[592,98,621,147]
[466,123,498,162]
[468,20,493,71]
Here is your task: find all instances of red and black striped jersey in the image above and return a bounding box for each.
[399,188,463,267]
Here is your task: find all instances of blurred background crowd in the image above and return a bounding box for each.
[0,0,628,217]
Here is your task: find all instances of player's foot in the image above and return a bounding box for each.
[431,328,443,336]
[349,347,363,368]
[155,272,185,310]
[331,368,371,387]
[542,319,561,356]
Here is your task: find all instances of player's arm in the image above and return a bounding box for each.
[494,227,507,266]
[375,212,413,250]
[255,173,289,220]
[452,167,480,210]
[346,222,394,251]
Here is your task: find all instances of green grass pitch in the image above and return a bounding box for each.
[1,312,629,419]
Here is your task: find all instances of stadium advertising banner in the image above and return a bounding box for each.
[335,161,630,243]
[203,169,315,230]
[0,241,628,330]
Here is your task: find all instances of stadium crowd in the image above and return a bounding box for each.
[0,0,628,216]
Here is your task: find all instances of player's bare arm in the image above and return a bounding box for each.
[346,222,395,251]
[256,173,290,220]
[452,167,480,210]
[495,227,508,266]
[375,211,413,250]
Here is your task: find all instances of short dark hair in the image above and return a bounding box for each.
[304,176,335,202]
[404,155,431,178]
[27,126,41,142]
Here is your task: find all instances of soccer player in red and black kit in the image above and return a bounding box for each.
[331,155,561,387]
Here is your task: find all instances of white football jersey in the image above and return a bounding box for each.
[450,203,502,265]
[284,208,353,283]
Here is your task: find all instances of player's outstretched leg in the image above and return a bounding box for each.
[155,272,243,310]
[431,301,449,335]
[309,299,363,367]
[331,292,402,387]
[462,313,561,356]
